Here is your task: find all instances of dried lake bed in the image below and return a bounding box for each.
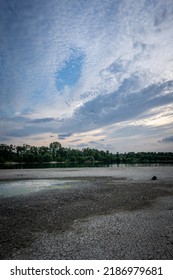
[0,166,173,259]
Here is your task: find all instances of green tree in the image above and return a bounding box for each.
[49,142,61,160]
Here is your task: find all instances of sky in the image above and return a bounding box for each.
[0,0,173,153]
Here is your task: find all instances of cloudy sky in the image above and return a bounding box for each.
[0,0,173,152]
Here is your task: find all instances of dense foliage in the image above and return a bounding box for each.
[0,142,173,164]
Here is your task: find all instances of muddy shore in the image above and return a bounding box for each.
[0,167,173,259]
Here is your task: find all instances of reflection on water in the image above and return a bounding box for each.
[1,162,173,169]
[0,179,78,198]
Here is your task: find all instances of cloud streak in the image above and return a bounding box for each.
[159,136,173,143]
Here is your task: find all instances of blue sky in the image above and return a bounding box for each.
[0,0,173,152]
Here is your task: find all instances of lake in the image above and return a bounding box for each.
[0,162,173,169]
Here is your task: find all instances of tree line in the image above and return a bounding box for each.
[0,142,173,164]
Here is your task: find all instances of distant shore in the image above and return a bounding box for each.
[0,167,173,259]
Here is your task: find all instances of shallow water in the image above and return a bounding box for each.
[0,179,78,198]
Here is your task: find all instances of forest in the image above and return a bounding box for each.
[0,142,173,165]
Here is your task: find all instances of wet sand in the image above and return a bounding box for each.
[0,167,173,259]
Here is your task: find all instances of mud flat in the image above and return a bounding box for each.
[0,167,173,259]
[0,165,173,181]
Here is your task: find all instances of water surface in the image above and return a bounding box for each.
[0,179,78,198]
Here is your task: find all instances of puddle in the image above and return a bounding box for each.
[0,179,78,198]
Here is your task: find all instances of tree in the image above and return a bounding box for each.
[1,141,173,164]
[49,142,61,160]
[43,153,53,162]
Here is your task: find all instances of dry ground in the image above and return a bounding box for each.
[0,170,173,259]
